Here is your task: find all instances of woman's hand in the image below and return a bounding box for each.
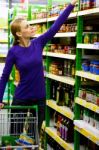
[71,0,77,5]
[0,103,4,110]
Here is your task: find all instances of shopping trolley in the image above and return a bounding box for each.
[0,105,39,150]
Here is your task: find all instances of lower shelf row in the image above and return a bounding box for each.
[41,120,99,150]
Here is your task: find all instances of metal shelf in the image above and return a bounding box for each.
[43,52,76,60]
[28,18,47,24]
[54,32,76,37]
[76,71,99,82]
[74,120,99,145]
[75,97,99,114]
[47,100,74,120]
[0,54,7,57]
[45,127,74,150]
[78,7,99,16]
[28,12,77,25]
[0,40,8,43]
[45,72,75,85]
[0,27,8,29]
[33,32,76,38]
[77,43,99,50]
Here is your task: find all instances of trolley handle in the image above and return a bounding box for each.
[3,105,38,112]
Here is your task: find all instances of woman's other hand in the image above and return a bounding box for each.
[0,103,4,110]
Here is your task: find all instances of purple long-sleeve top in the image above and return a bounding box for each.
[0,4,74,103]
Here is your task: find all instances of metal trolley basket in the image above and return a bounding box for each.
[0,105,39,150]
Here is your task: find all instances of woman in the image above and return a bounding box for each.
[0,0,77,134]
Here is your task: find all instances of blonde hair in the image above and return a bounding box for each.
[10,18,25,46]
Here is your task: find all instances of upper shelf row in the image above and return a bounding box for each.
[28,7,99,25]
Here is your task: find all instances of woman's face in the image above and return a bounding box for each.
[19,20,36,38]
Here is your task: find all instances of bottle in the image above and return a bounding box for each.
[67,61,72,76]
[56,83,64,106]
[63,119,68,141]
[64,84,70,107]
[71,63,75,78]
[64,60,68,76]
[56,115,62,137]
[66,120,74,143]
[50,81,58,100]
[69,87,75,111]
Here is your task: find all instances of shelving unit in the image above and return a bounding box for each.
[43,52,76,60]
[75,97,99,113]
[45,72,75,85]
[54,32,76,37]
[30,0,99,149]
[47,100,74,120]
[2,0,98,149]
[77,43,99,50]
[76,70,99,81]
[45,127,74,150]
[78,7,99,16]
[74,1,99,150]
[42,0,77,149]
[74,120,99,145]
[32,32,76,38]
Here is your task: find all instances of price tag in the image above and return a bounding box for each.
[93,43,99,49]
[96,109,99,114]
[96,141,99,146]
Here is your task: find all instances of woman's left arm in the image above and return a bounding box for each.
[38,0,77,47]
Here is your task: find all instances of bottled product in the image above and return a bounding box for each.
[69,87,75,111]
[71,63,75,78]
[50,81,58,100]
[56,115,62,137]
[64,84,70,107]
[64,60,68,76]
[66,120,74,142]
[56,114,74,143]
[56,83,64,106]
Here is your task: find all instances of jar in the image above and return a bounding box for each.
[90,34,98,43]
[86,89,93,102]
[82,60,90,71]
[78,88,86,99]
[64,46,68,54]
[51,44,57,52]
[93,61,99,75]
[65,24,70,32]
[90,60,94,73]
